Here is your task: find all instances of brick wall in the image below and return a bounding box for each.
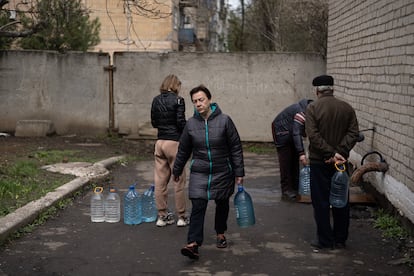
[327,0,414,222]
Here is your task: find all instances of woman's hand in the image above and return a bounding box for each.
[299,154,308,166]
[236,177,243,185]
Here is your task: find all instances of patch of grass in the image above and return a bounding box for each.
[7,160,38,177]
[0,174,74,217]
[34,149,98,164]
[0,150,82,217]
[94,133,126,148]
[374,209,409,239]
[0,161,39,199]
[243,142,275,154]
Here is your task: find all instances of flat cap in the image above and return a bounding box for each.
[312,75,334,86]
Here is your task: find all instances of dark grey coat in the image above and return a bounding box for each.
[305,93,359,163]
[173,103,245,200]
[271,99,311,155]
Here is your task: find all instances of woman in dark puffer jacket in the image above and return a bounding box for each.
[173,85,245,260]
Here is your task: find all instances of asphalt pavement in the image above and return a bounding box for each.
[0,152,412,275]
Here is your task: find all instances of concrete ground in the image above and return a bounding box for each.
[0,151,413,275]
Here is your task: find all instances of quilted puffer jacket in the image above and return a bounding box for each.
[173,103,245,200]
[151,92,186,141]
[271,99,311,155]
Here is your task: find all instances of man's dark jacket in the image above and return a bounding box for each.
[271,99,310,155]
[305,93,359,162]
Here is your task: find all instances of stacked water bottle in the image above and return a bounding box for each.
[299,165,311,196]
[90,186,121,223]
[90,183,157,225]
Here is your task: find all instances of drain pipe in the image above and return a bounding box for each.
[357,126,376,143]
[358,126,377,149]
[104,65,117,134]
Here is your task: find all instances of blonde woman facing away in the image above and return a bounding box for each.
[151,74,188,227]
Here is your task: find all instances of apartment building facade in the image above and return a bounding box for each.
[4,0,229,53]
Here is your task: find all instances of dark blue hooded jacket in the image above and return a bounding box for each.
[271,99,312,155]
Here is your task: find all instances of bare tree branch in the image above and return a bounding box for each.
[0,28,35,37]
[126,0,171,19]
[0,20,19,31]
[0,0,10,9]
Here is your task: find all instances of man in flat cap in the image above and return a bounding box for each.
[305,74,360,249]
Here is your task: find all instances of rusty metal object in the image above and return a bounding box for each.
[351,162,389,184]
[351,151,388,184]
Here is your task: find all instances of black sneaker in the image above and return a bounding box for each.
[335,242,346,249]
[181,244,199,260]
[216,236,227,248]
[282,190,297,201]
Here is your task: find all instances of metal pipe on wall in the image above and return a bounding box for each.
[104,65,117,134]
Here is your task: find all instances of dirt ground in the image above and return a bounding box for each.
[0,135,156,164]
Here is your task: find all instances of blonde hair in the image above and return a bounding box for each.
[160,74,181,94]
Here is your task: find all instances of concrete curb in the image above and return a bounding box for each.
[0,155,125,243]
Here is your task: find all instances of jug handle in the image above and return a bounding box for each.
[334,162,346,172]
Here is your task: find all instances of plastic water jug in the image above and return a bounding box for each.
[329,163,349,208]
[90,187,105,222]
[105,187,120,223]
[234,184,255,228]
[124,184,142,225]
[299,165,311,195]
[142,184,157,222]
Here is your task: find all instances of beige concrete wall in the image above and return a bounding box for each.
[0,50,325,140]
[112,51,325,141]
[327,0,414,222]
[0,50,110,135]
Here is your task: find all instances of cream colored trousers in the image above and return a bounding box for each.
[154,139,186,218]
